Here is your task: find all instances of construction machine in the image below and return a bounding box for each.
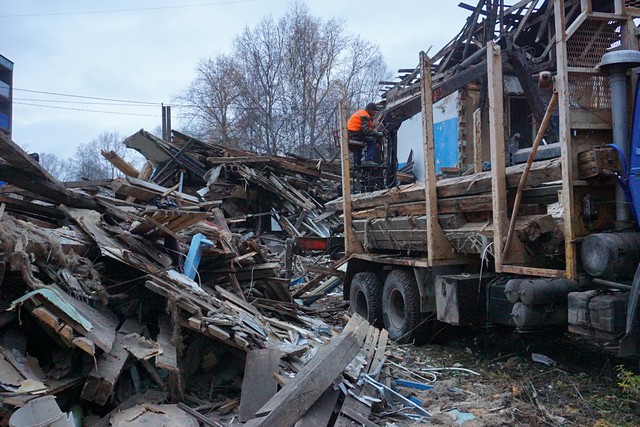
[335,0,640,356]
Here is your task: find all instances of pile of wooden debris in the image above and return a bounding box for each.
[0,131,404,426]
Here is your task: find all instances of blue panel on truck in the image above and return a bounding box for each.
[630,70,640,220]
[433,116,458,174]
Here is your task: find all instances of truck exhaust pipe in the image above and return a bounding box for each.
[599,50,640,225]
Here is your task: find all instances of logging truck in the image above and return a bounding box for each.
[335,0,640,356]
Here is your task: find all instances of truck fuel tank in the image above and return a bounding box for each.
[580,233,640,280]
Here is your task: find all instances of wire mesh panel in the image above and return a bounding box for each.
[626,0,640,8]
[568,74,611,112]
[566,19,622,68]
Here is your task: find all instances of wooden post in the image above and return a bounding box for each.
[473,108,482,173]
[339,103,365,255]
[615,0,623,15]
[555,0,577,280]
[580,0,591,13]
[487,42,527,270]
[420,52,459,264]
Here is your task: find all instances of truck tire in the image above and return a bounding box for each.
[382,269,422,344]
[349,272,384,326]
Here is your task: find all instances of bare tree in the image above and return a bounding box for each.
[177,1,390,157]
[176,55,242,146]
[39,153,74,181]
[71,131,142,180]
[232,17,287,155]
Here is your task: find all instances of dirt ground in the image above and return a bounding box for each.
[373,327,640,427]
[316,295,640,426]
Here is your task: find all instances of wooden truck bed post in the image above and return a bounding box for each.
[420,51,463,265]
[339,102,365,256]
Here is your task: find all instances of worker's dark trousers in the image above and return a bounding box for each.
[361,136,377,161]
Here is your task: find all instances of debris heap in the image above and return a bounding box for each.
[0,130,396,426]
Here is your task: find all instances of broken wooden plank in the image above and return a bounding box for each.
[10,284,118,353]
[100,150,140,177]
[156,316,178,373]
[0,164,99,210]
[80,319,144,406]
[238,349,281,422]
[293,385,341,427]
[0,132,63,184]
[112,176,200,205]
[206,156,270,164]
[334,328,389,427]
[245,315,369,427]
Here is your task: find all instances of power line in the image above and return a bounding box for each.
[13,97,164,107]
[13,88,161,105]
[0,0,253,18]
[14,102,161,117]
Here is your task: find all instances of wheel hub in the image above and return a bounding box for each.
[388,288,406,330]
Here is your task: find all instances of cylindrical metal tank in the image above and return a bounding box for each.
[519,278,580,305]
[504,279,524,303]
[511,302,567,329]
[580,233,640,279]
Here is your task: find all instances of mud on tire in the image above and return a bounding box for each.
[382,269,422,344]
[349,272,384,327]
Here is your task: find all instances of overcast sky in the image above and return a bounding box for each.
[0,0,469,158]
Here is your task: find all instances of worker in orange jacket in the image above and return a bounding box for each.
[347,103,382,166]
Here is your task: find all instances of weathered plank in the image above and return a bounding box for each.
[351,193,494,219]
[101,150,140,177]
[293,386,341,427]
[245,315,369,427]
[81,319,144,406]
[112,176,200,205]
[326,157,562,212]
[238,349,281,422]
[0,165,99,210]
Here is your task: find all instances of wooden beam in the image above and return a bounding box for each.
[206,156,270,164]
[100,150,140,177]
[0,165,99,210]
[325,157,562,212]
[421,51,459,264]
[0,132,62,184]
[555,0,576,280]
[473,108,483,173]
[339,102,364,255]
[488,42,524,269]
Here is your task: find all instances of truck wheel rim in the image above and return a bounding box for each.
[388,288,405,330]
[354,290,368,318]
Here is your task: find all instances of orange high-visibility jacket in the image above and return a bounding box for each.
[347,109,375,136]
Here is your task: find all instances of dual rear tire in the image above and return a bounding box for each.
[349,269,422,344]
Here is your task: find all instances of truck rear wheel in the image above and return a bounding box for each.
[382,269,422,344]
[349,272,383,326]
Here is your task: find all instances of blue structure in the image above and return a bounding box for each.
[0,54,13,139]
[433,116,459,174]
[183,233,214,281]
